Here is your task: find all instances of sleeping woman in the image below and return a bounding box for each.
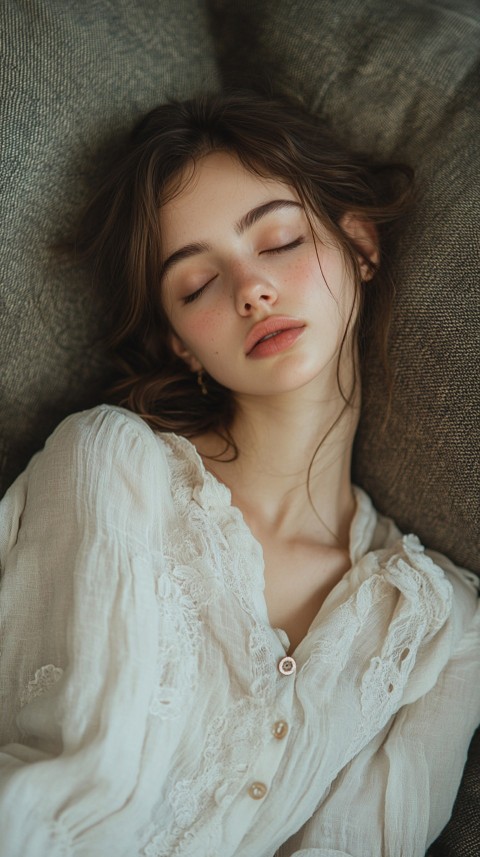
[0,91,479,857]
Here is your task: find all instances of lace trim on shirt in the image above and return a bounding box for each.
[159,434,275,702]
[144,697,268,856]
[144,821,222,857]
[144,437,277,853]
[149,566,203,719]
[20,664,64,708]
[299,533,453,767]
[353,534,452,755]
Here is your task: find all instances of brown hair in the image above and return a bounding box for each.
[78,90,413,452]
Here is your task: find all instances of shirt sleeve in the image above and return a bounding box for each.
[277,565,480,857]
[0,405,172,857]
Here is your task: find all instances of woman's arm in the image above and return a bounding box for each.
[0,405,171,857]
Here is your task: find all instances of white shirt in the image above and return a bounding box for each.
[0,404,479,857]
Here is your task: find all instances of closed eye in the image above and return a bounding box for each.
[263,236,305,254]
[182,237,304,304]
[183,275,218,304]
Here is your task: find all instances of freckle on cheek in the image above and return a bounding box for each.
[192,313,216,329]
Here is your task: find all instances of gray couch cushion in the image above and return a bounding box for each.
[0,0,219,492]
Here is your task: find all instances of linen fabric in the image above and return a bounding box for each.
[0,405,479,857]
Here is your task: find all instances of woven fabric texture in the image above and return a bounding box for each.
[0,0,219,491]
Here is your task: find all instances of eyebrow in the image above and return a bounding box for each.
[160,199,302,280]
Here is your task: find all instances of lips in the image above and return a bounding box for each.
[245,316,305,356]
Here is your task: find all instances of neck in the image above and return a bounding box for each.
[195,380,361,550]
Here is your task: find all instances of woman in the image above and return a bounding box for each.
[0,91,478,857]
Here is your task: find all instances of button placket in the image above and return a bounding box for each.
[241,651,296,806]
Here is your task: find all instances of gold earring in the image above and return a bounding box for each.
[197,368,208,396]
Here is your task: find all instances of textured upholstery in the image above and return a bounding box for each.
[1,1,478,854]
[0,0,219,491]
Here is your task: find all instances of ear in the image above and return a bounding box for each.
[339,213,380,281]
[169,332,202,373]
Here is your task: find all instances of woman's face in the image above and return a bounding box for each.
[159,151,376,399]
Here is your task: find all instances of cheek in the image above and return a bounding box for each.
[287,253,329,300]
[307,245,350,297]
[180,308,225,352]
[290,248,354,334]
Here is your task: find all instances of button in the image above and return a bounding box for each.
[278,656,296,675]
[248,781,268,800]
[272,720,289,740]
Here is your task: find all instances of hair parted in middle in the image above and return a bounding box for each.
[79,89,413,453]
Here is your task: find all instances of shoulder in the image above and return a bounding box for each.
[423,545,479,638]
[44,403,160,458]
[354,486,479,597]
[39,403,172,481]
[353,485,479,626]
[17,405,175,545]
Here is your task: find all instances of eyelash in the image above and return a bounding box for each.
[183,277,216,305]
[263,236,305,255]
[182,236,305,305]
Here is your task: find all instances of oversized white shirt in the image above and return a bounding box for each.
[0,404,479,857]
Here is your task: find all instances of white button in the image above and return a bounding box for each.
[278,656,296,675]
[248,781,268,800]
[272,720,289,740]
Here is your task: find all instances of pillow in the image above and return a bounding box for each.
[210,0,480,578]
[0,0,218,493]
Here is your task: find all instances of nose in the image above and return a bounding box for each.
[233,268,278,316]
